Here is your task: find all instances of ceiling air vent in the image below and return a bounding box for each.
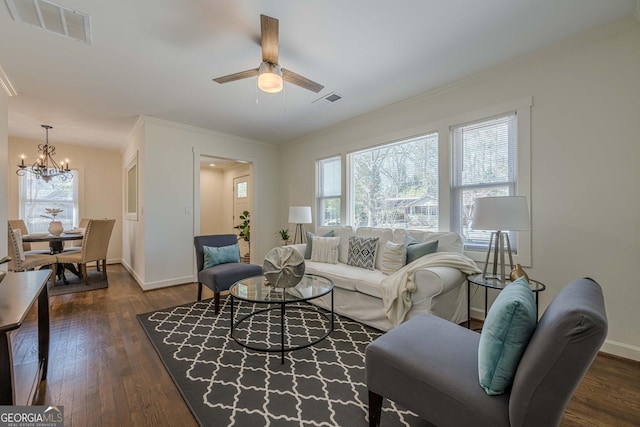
[5,0,92,44]
[312,92,343,107]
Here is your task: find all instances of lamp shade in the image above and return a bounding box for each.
[288,206,312,224]
[472,196,530,231]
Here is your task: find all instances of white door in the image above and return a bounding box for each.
[233,175,250,257]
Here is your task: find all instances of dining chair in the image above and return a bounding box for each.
[8,219,49,254]
[56,219,116,284]
[7,223,57,285]
[62,217,90,253]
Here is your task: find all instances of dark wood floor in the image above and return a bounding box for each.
[10,264,640,426]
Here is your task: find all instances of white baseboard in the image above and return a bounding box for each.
[119,259,194,291]
[469,307,640,362]
[141,275,194,291]
[600,340,640,362]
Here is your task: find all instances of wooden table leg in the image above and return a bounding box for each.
[0,332,15,404]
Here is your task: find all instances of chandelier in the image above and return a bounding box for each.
[16,124,72,183]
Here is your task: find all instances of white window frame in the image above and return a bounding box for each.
[316,155,342,226]
[314,97,532,266]
[18,169,80,232]
[346,133,439,230]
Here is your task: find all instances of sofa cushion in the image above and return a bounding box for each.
[203,243,240,268]
[380,241,406,274]
[310,236,340,264]
[347,236,379,270]
[478,277,537,395]
[406,240,439,264]
[305,230,334,259]
[354,227,394,269]
[304,260,387,297]
[395,230,463,253]
[317,226,354,263]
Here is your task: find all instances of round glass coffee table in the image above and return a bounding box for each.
[229,274,334,364]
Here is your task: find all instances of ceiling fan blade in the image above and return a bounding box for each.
[261,14,279,64]
[282,69,324,93]
[213,68,259,84]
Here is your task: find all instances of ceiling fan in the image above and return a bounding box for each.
[213,15,324,94]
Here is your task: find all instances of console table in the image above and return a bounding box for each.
[0,269,51,405]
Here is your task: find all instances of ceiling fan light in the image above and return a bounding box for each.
[258,62,283,93]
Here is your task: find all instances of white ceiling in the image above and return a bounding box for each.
[1,0,638,150]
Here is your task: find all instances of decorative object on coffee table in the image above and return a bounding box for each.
[471,196,530,284]
[263,246,305,288]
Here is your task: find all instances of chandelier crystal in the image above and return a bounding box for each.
[16,124,72,183]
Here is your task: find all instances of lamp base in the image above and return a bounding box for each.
[292,224,307,244]
[481,231,515,284]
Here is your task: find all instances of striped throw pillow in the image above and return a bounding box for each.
[310,236,340,264]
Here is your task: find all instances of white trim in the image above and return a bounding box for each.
[601,339,640,362]
[0,65,17,97]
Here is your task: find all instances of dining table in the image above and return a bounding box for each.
[22,231,84,284]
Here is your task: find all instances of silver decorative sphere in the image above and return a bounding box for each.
[263,246,305,288]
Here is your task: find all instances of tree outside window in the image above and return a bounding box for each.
[19,171,79,233]
[350,134,438,230]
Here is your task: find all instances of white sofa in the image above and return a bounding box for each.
[292,226,473,331]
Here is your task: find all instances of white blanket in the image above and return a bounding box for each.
[381,252,481,327]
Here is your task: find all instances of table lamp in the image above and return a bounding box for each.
[288,206,312,244]
[471,196,530,283]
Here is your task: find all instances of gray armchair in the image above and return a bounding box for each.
[194,234,262,314]
[365,277,607,427]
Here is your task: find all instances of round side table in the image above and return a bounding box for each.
[466,274,546,329]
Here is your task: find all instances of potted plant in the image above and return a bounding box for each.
[234,210,251,258]
[276,228,290,246]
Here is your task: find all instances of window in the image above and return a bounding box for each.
[451,113,517,250]
[19,171,79,233]
[349,133,438,230]
[317,156,341,226]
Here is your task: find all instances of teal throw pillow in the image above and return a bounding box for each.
[406,239,438,264]
[304,230,335,259]
[203,243,240,269]
[478,277,537,395]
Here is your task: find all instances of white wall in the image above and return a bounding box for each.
[128,117,279,290]
[7,136,123,262]
[121,118,145,284]
[280,20,640,360]
[0,91,7,264]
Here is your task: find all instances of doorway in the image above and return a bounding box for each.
[198,155,253,253]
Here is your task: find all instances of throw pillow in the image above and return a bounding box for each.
[406,240,438,264]
[310,236,340,264]
[13,228,26,262]
[347,236,379,270]
[478,277,537,395]
[305,230,335,259]
[203,243,240,269]
[380,241,406,275]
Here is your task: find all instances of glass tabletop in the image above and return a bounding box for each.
[229,274,334,303]
[467,274,546,292]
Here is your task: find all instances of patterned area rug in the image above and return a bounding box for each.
[138,297,427,427]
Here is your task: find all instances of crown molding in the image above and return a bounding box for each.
[0,65,17,97]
